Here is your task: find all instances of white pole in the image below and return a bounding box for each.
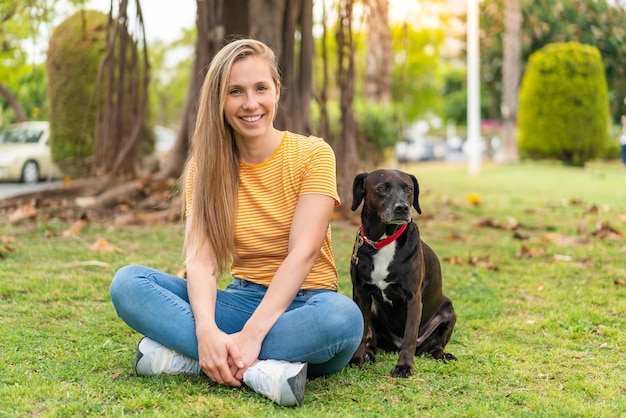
[467,0,482,175]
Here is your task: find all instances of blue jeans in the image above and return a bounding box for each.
[109,264,364,377]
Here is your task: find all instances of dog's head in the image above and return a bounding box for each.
[351,169,421,224]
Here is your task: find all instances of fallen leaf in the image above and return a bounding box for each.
[591,221,623,239]
[62,219,88,237]
[8,200,38,224]
[541,233,590,246]
[1,235,18,243]
[615,279,626,286]
[516,245,546,259]
[445,232,466,241]
[444,256,466,265]
[513,230,530,240]
[476,217,504,229]
[570,198,585,205]
[618,214,626,224]
[87,238,122,253]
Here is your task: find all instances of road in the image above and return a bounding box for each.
[0,181,62,199]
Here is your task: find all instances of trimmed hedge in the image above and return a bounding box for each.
[518,42,609,166]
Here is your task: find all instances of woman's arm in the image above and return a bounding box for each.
[186,218,244,387]
[232,193,336,375]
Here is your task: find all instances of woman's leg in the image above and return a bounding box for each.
[259,290,364,377]
[111,268,363,377]
[110,265,200,359]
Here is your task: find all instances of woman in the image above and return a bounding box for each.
[109,38,363,407]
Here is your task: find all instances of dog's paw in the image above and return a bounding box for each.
[363,352,376,364]
[349,356,365,368]
[435,352,457,362]
[391,365,413,378]
[391,366,413,379]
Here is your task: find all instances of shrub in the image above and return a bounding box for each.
[517,42,609,166]
[46,10,108,176]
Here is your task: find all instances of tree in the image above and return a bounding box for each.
[497,0,521,163]
[0,1,56,124]
[364,0,391,103]
[481,0,626,123]
[92,0,150,179]
[157,0,315,181]
[336,0,358,215]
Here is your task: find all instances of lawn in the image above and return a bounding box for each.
[1,161,625,417]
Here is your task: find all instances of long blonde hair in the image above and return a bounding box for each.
[183,38,281,278]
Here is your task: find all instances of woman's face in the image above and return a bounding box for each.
[224,55,280,142]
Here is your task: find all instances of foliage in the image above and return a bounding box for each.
[441,66,493,125]
[46,10,108,176]
[0,1,52,125]
[480,0,626,123]
[311,98,402,167]
[390,22,446,124]
[354,99,402,166]
[1,162,626,416]
[147,28,195,129]
[518,42,610,166]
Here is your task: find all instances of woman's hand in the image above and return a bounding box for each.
[197,330,244,387]
[229,330,263,381]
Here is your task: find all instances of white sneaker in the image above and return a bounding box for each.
[243,359,307,407]
[135,337,202,376]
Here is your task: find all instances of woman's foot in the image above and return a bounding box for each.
[243,359,307,407]
[135,337,202,376]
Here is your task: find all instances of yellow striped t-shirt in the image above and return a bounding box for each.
[185,131,340,290]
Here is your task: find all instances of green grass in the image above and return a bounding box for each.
[1,161,625,417]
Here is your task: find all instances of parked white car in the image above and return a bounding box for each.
[0,121,59,184]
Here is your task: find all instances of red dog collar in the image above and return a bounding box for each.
[359,222,409,250]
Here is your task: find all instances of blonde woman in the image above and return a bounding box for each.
[109,38,363,407]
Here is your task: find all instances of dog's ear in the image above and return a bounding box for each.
[351,173,369,211]
[409,174,421,214]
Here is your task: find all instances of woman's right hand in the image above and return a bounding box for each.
[197,329,244,387]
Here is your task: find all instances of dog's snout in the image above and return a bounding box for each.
[394,202,410,214]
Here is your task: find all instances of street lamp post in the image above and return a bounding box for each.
[467,0,482,175]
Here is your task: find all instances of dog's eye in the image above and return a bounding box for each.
[376,186,387,193]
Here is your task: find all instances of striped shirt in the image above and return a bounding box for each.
[185,131,340,290]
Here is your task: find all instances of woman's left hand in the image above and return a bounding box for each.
[229,331,262,380]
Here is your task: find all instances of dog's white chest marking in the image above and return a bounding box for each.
[370,241,396,305]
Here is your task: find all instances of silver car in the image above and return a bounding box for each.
[0,121,59,184]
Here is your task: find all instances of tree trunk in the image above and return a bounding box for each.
[0,83,27,122]
[498,0,521,163]
[93,0,150,181]
[364,0,391,103]
[336,0,358,217]
[155,0,223,182]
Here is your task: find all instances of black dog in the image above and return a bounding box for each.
[349,169,456,378]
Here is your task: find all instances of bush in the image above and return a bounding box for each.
[517,42,610,166]
[46,10,108,176]
[310,99,402,166]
